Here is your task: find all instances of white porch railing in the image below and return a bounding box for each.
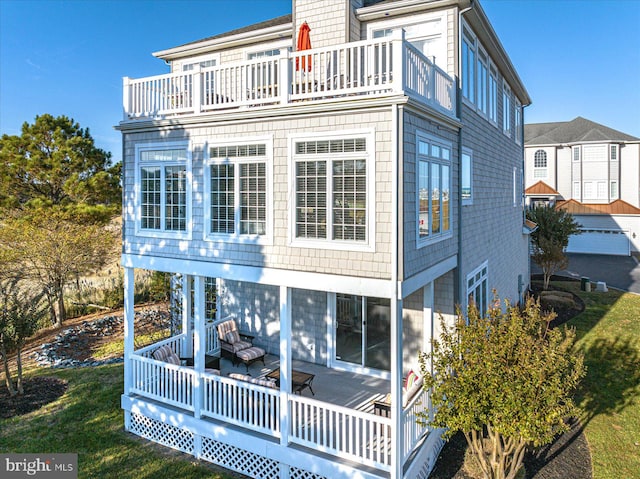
[130,355,195,411]
[289,394,392,471]
[127,340,431,472]
[123,36,456,120]
[201,374,280,437]
[402,387,432,463]
[205,321,218,354]
[134,333,186,359]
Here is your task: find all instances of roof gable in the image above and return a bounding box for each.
[555,199,640,215]
[525,181,559,196]
[525,117,639,145]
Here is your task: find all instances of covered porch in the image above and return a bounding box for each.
[120,259,455,478]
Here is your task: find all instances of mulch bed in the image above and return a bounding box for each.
[431,418,592,479]
[431,277,592,478]
[0,376,68,419]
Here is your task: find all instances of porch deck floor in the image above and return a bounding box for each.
[220,354,390,413]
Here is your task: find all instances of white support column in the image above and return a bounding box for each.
[123,267,135,431]
[424,282,435,423]
[391,296,404,479]
[279,285,292,447]
[215,278,223,322]
[193,275,206,421]
[182,275,193,358]
[423,282,434,377]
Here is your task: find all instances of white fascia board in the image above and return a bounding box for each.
[121,253,395,298]
[153,23,292,61]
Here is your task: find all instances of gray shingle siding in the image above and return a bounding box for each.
[401,109,459,279]
[459,101,528,305]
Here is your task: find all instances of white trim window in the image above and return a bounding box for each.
[477,48,489,116]
[461,27,476,104]
[489,65,498,124]
[502,83,511,136]
[290,131,375,250]
[369,11,447,69]
[178,52,220,72]
[610,144,619,200]
[204,139,272,243]
[533,150,547,178]
[417,132,452,246]
[514,98,522,145]
[135,142,191,238]
[467,261,488,315]
[572,146,581,162]
[461,148,473,205]
[573,181,581,199]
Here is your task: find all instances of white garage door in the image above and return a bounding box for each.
[566,228,630,256]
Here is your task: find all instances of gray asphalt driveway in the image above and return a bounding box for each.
[531,253,640,294]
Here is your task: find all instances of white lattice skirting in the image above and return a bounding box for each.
[129,413,329,479]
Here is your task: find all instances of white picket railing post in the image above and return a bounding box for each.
[280,53,290,106]
[392,30,406,94]
[122,77,131,120]
[193,65,202,114]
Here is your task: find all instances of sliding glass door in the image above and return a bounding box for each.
[335,294,391,372]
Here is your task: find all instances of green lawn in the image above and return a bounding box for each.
[2,282,639,478]
[0,365,234,479]
[555,281,640,479]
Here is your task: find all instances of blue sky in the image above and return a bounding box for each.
[1,0,639,165]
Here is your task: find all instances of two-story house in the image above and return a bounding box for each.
[524,117,640,255]
[117,1,531,478]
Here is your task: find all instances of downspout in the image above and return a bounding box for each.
[456,0,474,307]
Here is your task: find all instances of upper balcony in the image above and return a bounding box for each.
[122,34,457,123]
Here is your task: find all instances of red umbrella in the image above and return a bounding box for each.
[296,22,312,72]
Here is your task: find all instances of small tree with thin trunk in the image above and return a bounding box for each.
[419,296,584,479]
[0,280,47,395]
[527,206,581,290]
[0,211,118,327]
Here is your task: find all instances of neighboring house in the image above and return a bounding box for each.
[117,1,531,478]
[524,116,640,255]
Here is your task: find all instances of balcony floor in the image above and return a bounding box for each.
[219,353,390,413]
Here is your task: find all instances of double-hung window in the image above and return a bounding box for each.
[205,140,271,242]
[136,143,190,238]
[417,132,452,246]
[291,132,374,249]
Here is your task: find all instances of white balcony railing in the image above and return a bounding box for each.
[123,35,456,121]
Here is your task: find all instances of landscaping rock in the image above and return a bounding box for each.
[31,309,168,369]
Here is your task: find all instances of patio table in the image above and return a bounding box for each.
[265,368,315,395]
